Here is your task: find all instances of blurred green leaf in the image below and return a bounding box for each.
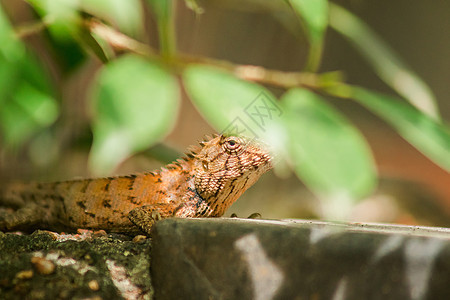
[351,87,450,172]
[329,3,439,120]
[89,54,180,174]
[0,6,58,147]
[80,0,143,36]
[77,26,109,63]
[27,0,80,38]
[281,88,376,204]
[183,65,281,140]
[287,0,328,43]
[0,82,58,146]
[27,0,77,18]
[28,0,86,71]
[0,8,24,61]
[14,83,58,126]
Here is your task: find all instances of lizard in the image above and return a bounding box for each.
[0,134,273,235]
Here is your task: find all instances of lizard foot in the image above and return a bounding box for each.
[128,204,173,236]
[0,205,45,232]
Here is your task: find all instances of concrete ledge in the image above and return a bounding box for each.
[150,218,450,300]
[1,219,449,299]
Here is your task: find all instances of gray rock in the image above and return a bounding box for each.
[150,218,450,300]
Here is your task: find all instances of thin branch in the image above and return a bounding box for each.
[17,18,323,90]
[233,65,319,89]
[86,19,155,57]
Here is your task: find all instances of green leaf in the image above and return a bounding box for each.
[80,0,143,36]
[27,0,80,38]
[281,88,376,205]
[0,82,58,146]
[288,0,328,43]
[89,54,180,174]
[76,26,109,63]
[27,0,79,20]
[183,65,283,142]
[14,83,58,127]
[329,3,439,120]
[0,7,24,61]
[28,0,86,71]
[0,6,58,147]
[351,87,450,172]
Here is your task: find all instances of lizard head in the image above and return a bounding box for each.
[190,134,273,214]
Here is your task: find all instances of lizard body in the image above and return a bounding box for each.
[0,135,272,234]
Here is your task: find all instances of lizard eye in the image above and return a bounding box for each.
[224,137,241,152]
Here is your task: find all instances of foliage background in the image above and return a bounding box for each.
[0,0,449,226]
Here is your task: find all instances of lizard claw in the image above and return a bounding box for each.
[151,210,162,221]
[247,213,262,219]
[229,212,262,219]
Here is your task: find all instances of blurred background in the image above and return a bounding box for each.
[1,0,449,226]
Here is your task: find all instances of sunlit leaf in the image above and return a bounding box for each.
[80,0,143,36]
[351,87,450,172]
[183,65,283,142]
[89,54,180,174]
[281,88,376,204]
[329,3,439,120]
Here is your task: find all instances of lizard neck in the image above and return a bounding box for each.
[201,166,270,217]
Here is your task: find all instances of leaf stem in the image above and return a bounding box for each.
[304,40,324,73]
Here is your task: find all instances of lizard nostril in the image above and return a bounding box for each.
[202,161,209,171]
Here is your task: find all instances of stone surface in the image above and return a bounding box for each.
[0,230,152,299]
[150,218,450,300]
[1,219,449,300]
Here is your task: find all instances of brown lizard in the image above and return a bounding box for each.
[0,135,272,235]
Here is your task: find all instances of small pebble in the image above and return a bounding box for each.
[31,257,56,275]
[132,235,147,243]
[84,254,93,263]
[88,279,100,291]
[15,270,33,280]
[39,230,59,240]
